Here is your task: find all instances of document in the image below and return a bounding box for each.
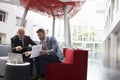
[30,45,42,58]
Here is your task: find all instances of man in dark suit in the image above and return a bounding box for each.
[11,28,36,54]
[11,27,36,78]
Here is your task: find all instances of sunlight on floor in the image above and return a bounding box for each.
[88,60,120,80]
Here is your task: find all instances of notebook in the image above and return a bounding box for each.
[7,53,23,64]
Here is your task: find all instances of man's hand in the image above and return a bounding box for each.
[40,50,47,55]
[15,46,23,51]
[23,51,31,57]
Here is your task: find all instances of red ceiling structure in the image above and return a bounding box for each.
[20,0,86,18]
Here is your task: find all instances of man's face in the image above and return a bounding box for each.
[37,32,45,41]
[17,30,25,39]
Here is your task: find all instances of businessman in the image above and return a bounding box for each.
[11,27,36,78]
[34,28,64,80]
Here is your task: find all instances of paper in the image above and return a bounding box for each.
[30,45,42,58]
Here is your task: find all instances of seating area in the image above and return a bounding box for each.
[0,45,11,76]
[0,45,88,80]
[0,0,119,80]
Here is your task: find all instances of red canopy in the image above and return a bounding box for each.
[20,0,85,18]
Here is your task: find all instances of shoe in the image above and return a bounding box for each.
[32,75,39,80]
[40,73,45,79]
[38,77,45,80]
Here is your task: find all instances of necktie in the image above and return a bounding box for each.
[22,39,24,47]
[42,41,46,50]
[20,39,24,47]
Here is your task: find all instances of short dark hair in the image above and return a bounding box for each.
[36,28,45,34]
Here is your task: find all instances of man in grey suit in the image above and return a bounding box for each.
[34,28,64,80]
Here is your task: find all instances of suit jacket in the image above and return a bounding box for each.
[40,36,64,61]
[11,35,36,53]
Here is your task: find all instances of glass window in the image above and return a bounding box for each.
[0,37,1,44]
[116,0,119,12]
[0,10,6,22]
[16,17,27,27]
[46,29,49,35]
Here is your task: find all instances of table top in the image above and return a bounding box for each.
[6,62,30,66]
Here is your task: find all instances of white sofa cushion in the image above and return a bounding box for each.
[0,56,8,76]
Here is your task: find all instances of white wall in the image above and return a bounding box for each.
[0,3,17,44]
[0,3,35,44]
[102,0,120,69]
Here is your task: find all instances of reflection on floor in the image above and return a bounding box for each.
[0,60,120,80]
[88,60,120,80]
[87,61,103,80]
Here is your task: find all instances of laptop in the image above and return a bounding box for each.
[7,53,23,64]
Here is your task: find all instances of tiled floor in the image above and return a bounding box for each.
[1,61,120,80]
[87,62,103,80]
[87,60,120,80]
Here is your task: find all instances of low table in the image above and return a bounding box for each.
[5,62,31,80]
